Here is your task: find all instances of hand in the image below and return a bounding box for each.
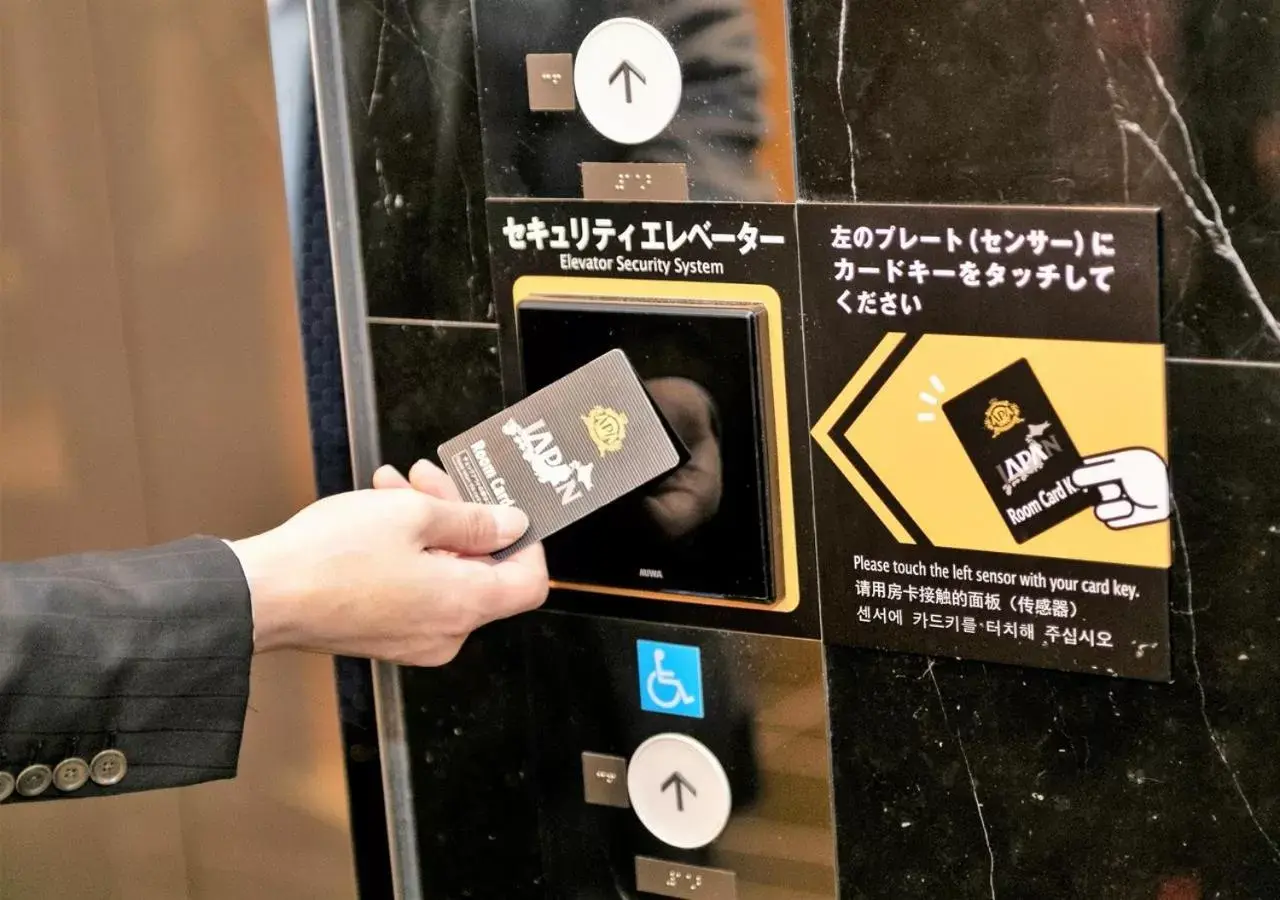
[232,460,549,666]
[1070,448,1170,530]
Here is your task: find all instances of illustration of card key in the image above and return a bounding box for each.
[942,358,1096,543]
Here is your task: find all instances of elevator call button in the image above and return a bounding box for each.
[573,17,682,145]
[627,734,731,850]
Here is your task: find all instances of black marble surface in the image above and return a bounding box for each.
[339,0,491,321]
[336,0,1280,896]
[791,0,1280,361]
[400,618,545,899]
[828,360,1280,897]
[789,1,1280,886]
[368,322,502,470]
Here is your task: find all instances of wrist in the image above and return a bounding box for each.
[226,533,302,655]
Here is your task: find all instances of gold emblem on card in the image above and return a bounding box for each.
[582,406,628,457]
[983,398,1023,437]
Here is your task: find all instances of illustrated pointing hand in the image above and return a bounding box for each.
[1070,448,1170,530]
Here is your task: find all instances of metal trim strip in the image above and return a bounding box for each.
[304,1,421,896]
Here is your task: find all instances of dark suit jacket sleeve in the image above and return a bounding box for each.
[0,535,254,802]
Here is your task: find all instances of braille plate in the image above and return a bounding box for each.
[581,163,689,202]
[582,752,629,808]
[635,856,736,899]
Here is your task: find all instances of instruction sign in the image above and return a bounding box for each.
[802,203,1171,681]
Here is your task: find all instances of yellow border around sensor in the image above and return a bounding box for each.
[512,275,800,614]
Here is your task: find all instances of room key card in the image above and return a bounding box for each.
[942,358,1096,543]
[437,348,683,559]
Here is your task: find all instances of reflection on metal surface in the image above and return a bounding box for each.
[0,406,70,495]
[635,855,737,899]
[581,162,689,201]
[305,0,419,897]
[2,0,353,893]
[472,0,796,201]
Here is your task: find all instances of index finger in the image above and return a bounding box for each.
[442,545,549,625]
[408,459,463,501]
[1071,454,1126,488]
[372,464,412,489]
[373,462,461,503]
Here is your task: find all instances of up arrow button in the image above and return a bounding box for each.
[660,771,697,811]
[609,60,646,103]
[574,18,682,145]
[628,734,731,850]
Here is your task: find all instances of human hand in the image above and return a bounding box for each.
[1070,447,1170,530]
[233,460,549,666]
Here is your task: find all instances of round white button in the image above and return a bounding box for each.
[626,733,731,850]
[574,17,682,145]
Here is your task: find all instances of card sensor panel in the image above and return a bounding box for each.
[516,298,778,603]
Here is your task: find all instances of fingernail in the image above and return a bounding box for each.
[491,506,530,542]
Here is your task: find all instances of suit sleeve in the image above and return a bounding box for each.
[0,536,254,802]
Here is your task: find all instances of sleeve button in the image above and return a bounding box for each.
[53,758,89,792]
[89,749,128,787]
[16,764,53,797]
[0,772,14,802]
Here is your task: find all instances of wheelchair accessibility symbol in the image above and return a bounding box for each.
[637,640,704,719]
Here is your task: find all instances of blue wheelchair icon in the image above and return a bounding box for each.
[637,640,704,719]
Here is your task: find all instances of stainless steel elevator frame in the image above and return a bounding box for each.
[306,0,422,896]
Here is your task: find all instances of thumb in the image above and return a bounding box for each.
[421,500,531,555]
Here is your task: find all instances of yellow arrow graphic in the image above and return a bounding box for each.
[812,332,1170,567]
[810,332,915,544]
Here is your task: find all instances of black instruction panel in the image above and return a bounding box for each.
[801,202,1171,681]
[485,197,1170,680]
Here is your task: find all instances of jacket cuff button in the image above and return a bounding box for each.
[89,749,128,787]
[16,764,53,797]
[54,758,90,792]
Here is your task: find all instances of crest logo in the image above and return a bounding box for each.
[983,398,1023,437]
[582,405,628,457]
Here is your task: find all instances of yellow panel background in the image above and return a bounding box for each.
[848,334,1170,567]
